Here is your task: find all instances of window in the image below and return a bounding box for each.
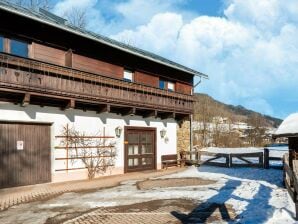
[167,82,175,91]
[159,79,165,89]
[124,70,133,82]
[0,36,3,52]
[10,39,28,57]
[159,79,175,91]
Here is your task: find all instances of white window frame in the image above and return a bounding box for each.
[124,70,133,82]
[167,81,175,91]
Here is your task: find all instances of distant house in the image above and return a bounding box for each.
[0,2,207,188]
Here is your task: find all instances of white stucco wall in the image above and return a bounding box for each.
[0,102,177,182]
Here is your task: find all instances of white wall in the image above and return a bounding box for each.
[0,102,177,181]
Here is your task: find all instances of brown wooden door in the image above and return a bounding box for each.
[0,122,51,188]
[125,127,156,172]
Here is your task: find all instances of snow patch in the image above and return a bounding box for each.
[275,113,298,136]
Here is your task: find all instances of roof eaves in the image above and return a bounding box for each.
[0,1,208,79]
[273,133,298,139]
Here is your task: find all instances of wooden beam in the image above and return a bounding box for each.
[21,93,30,107]
[176,114,190,121]
[64,99,75,110]
[97,104,110,114]
[161,112,175,120]
[143,110,157,118]
[121,107,136,116]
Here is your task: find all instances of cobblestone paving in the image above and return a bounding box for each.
[0,168,184,211]
[63,199,236,224]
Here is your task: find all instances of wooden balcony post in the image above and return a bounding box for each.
[64,99,75,110]
[97,104,110,114]
[21,93,30,107]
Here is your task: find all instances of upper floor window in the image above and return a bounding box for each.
[159,79,166,89]
[124,70,133,82]
[159,79,175,91]
[0,36,3,52]
[10,39,28,58]
[167,82,175,91]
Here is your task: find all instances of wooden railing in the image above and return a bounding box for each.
[283,154,298,220]
[0,53,193,113]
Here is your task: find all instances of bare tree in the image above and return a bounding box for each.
[118,35,137,47]
[193,94,212,148]
[63,7,87,29]
[193,94,270,148]
[12,0,87,29]
[11,0,52,10]
[247,114,266,147]
[60,125,117,180]
[212,117,224,147]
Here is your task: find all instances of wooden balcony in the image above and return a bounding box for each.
[0,53,193,120]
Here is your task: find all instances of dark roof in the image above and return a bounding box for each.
[0,0,208,79]
[272,133,298,139]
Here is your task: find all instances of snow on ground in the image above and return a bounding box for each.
[0,165,295,224]
[158,166,295,223]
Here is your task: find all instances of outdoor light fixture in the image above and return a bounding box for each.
[160,128,167,138]
[115,126,122,138]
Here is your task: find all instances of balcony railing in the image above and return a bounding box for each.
[0,53,193,114]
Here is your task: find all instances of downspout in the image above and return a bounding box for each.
[190,76,202,159]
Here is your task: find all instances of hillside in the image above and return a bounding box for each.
[194,93,283,128]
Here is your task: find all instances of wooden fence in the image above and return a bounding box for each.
[230,152,263,168]
[184,148,284,169]
[283,153,298,220]
[199,152,230,167]
[263,148,284,169]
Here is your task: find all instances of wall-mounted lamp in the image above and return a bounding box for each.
[115,126,122,138]
[160,128,167,138]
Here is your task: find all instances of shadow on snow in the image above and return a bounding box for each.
[171,166,288,223]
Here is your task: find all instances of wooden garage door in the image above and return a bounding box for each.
[124,127,156,173]
[0,122,51,188]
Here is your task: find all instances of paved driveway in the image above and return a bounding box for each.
[0,166,294,224]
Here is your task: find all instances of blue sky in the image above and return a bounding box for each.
[51,0,298,119]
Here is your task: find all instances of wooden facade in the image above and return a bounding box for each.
[33,43,66,66]
[0,5,197,120]
[0,52,193,117]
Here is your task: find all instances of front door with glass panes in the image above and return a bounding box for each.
[124,127,156,172]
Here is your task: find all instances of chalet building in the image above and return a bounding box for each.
[274,113,298,168]
[274,113,298,219]
[0,2,207,188]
